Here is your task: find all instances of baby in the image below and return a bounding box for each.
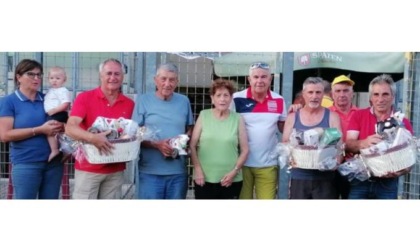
[44,67,71,162]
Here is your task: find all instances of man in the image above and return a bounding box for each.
[346,74,413,199]
[329,75,358,199]
[133,63,194,199]
[65,58,135,199]
[282,77,342,199]
[230,62,287,199]
[293,91,305,107]
[321,80,333,108]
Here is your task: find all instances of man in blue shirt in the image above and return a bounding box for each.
[132,63,194,199]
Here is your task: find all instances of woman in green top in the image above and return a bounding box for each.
[190,79,249,199]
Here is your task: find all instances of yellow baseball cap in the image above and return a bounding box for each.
[332,75,355,86]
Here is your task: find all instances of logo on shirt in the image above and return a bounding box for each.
[245,103,253,108]
[267,101,278,112]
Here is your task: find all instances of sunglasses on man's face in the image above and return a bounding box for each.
[249,62,270,70]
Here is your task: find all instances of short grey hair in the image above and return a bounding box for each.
[322,80,331,93]
[156,63,178,76]
[302,77,324,91]
[99,58,124,73]
[368,74,396,98]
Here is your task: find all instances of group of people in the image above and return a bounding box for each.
[287,74,413,199]
[0,58,413,200]
[0,59,135,199]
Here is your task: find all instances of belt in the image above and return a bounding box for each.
[368,177,397,182]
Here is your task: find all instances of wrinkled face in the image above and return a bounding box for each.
[248,68,272,95]
[332,83,353,107]
[17,67,43,91]
[100,61,124,92]
[370,82,394,114]
[154,70,178,99]
[48,70,66,88]
[211,87,232,111]
[303,83,324,109]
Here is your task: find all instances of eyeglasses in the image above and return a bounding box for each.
[24,72,43,79]
[250,62,270,70]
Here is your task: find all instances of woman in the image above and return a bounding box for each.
[189,78,249,199]
[0,59,64,199]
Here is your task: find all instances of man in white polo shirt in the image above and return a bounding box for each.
[230,62,287,199]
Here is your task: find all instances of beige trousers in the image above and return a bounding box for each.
[72,170,124,199]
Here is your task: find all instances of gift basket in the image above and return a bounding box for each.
[82,135,141,164]
[288,127,343,170]
[291,145,338,169]
[361,141,416,177]
[79,117,143,164]
[358,112,417,177]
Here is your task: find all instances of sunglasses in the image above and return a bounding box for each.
[249,62,270,70]
[24,72,43,79]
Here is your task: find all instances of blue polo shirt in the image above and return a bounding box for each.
[132,92,194,175]
[0,90,50,164]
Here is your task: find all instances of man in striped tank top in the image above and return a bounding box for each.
[282,77,342,199]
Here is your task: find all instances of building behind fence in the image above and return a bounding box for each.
[1,52,420,199]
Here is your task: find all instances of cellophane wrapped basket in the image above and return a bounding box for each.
[361,141,416,177]
[291,145,337,169]
[82,136,141,164]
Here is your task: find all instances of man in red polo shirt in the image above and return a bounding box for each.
[65,59,134,199]
[329,75,358,199]
[346,74,413,199]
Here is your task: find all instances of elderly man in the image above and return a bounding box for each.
[66,58,135,199]
[230,62,287,199]
[282,77,342,199]
[346,74,413,199]
[329,75,358,199]
[132,63,194,199]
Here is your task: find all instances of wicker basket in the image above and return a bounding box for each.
[82,136,141,164]
[361,141,416,177]
[291,145,337,169]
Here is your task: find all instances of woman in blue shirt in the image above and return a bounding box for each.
[0,59,64,199]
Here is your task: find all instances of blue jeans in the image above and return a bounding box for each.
[136,172,188,199]
[12,161,64,199]
[348,177,398,199]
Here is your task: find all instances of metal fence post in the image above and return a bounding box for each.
[1,53,8,95]
[71,52,79,99]
[145,52,159,93]
[407,52,420,199]
[134,52,144,95]
[278,52,294,199]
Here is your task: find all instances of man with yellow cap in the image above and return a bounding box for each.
[329,74,358,199]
